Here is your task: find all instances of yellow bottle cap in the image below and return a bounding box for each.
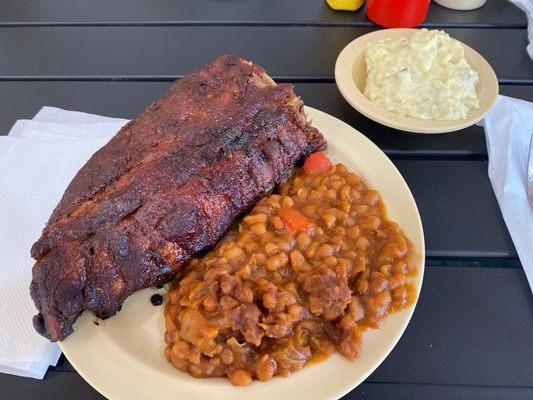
[326,0,365,11]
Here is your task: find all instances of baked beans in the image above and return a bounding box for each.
[164,160,417,385]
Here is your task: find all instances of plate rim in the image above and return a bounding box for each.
[334,28,499,134]
[60,106,426,400]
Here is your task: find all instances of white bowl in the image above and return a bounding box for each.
[335,28,499,134]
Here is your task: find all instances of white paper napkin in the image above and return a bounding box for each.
[0,107,127,379]
[508,0,533,60]
[479,95,533,294]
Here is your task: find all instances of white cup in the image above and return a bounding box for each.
[433,0,487,10]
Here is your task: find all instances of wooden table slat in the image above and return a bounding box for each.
[3,371,533,400]
[1,82,532,160]
[0,26,531,82]
[343,383,533,400]
[396,159,516,258]
[0,0,526,28]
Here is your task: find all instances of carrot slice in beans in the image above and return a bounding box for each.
[302,152,332,174]
[278,208,314,232]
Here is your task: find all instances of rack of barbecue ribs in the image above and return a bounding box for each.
[30,55,326,341]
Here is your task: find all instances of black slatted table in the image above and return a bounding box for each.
[0,1,532,399]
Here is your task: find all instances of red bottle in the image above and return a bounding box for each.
[366,0,430,28]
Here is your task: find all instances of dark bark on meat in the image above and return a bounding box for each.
[30,55,326,341]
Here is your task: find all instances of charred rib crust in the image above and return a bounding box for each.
[30,55,326,341]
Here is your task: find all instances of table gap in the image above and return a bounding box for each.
[426,257,521,268]
[0,77,532,86]
[0,22,527,29]
[364,381,533,389]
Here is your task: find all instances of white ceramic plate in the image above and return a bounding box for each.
[60,106,425,400]
[335,28,499,134]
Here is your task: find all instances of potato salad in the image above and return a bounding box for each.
[364,29,480,121]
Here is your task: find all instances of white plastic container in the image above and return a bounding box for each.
[433,0,487,10]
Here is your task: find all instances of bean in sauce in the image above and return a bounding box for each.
[164,157,417,385]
